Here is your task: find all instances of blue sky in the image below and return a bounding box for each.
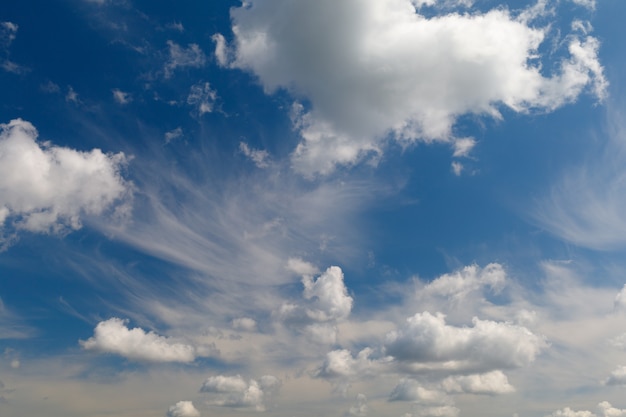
[2,0,626,416]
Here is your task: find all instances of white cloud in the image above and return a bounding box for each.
[112,88,132,104]
[231,317,257,331]
[420,263,506,300]
[216,0,606,175]
[200,374,281,411]
[66,86,79,103]
[278,266,353,344]
[286,257,319,277]
[383,312,546,372]
[314,348,379,379]
[441,371,515,395]
[451,162,463,177]
[0,22,18,48]
[348,393,368,417]
[389,379,448,404]
[1,22,26,74]
[0,119,131,246]
[165,127,184,143]
[605,365,626,386]
[302,266,353,322]
[414,405,460,417]
[164,41,206,78]
[40,81,61,94]
[569,0,595,10]
[598,402,626,417]
[547,403,626,417]
[187,82,217,116]
[80,318,197,363]
[614,285,626,312]
[167,401,200,417]
[239,142,270,168]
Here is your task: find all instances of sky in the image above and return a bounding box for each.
[2,0,626,416]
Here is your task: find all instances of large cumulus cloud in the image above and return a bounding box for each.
[0,119,131,247]
[215,0,606,175]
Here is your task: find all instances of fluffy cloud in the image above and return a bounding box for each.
[302,266,353,321]
[614,285,626,312]
[384,312,546,372]
[547,403,626,417]
[112,88,131,104]
[419,263,506,299]
[389,380,448,404]
[187,82,217,116]
[164,41,206,78]
[315,348,379,379]
[0,21,24,74]
[0,119,131,246]
[80,318,197,363]
[167,401,200,417]
[278,265,353,344]
[239,142,270,168]
[216,0,606,175]
[200,374,281,411]
[231,317,257,331]
[605,365,626,386]
[348,393,368,417]
[441,371,515,395]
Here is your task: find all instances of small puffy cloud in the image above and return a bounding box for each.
[164,41,206,78]
[217,0,606,175]
[348,393,368,417]
[278,266,353,344]
[0,119,131,246]
[167,401,200,417]
[165,127,184,144]
[569,0,595,10]
[451,162,463,176]
[452,138,475,158]
[239,142,270,168]
[286,257,319,276]
[614,284,626,312]
[112,88,132,104]
[187,82,217,116]
[1,22,26,74]
[547,408,596,417]
[441,371,515,395]
[66,86,79,103]
[605,365,626,386]
[231,317,257,331]
[0,22,18,48]
[166,22,185,32]
[80,318,197,363]
[302,266,353,322]
[40,81,61,94]
[421,263,506,299]
[314,348,378,379]
[598,402,626,417]
[547,403,626,417]
[414,405,460,417]
[200,374,281,411]
[389,380,448,404]
[384,312,546,372]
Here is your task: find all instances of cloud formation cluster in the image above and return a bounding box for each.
[200,374,281,411]
[215,0,607,175]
